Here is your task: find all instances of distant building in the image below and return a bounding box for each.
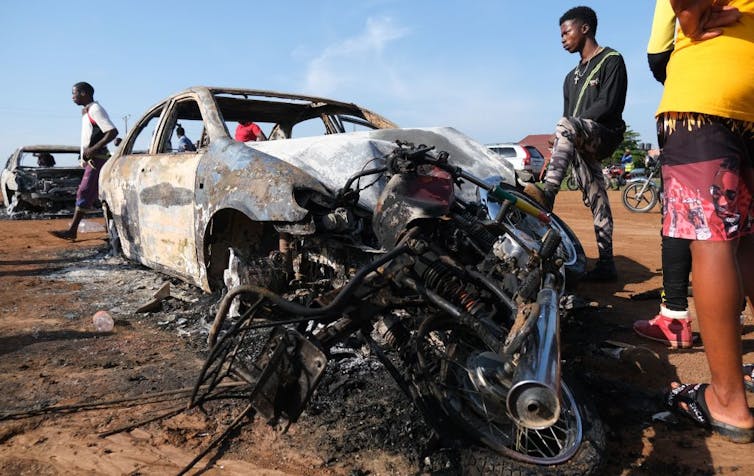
[518,134,555,161]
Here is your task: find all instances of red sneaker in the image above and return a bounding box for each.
[633,313,693,349]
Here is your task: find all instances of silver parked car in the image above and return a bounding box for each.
[100,86,517,292]
[1,145,82,213]
[486,142,546,177]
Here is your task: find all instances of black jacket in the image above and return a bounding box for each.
[563,46,627,135]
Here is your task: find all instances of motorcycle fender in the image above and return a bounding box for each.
[251,327,328,424]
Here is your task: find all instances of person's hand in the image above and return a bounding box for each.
[672,0,741,41]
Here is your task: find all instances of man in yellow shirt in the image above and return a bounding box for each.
[660,0,753,444]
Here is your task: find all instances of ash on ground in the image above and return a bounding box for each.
[43,244,453,474]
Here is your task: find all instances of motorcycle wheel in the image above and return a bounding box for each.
[565,174,579,191]
[622,182,658,213]
[410,317,605,475]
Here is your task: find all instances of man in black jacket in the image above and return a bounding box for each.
[527,5,627,281]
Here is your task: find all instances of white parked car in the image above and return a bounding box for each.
[486,143,546,177]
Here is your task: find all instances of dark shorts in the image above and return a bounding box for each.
[658,112,754,241]
[75,156,109,208]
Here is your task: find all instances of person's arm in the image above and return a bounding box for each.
[250,123,267,141]
[671,0,741,40]
[647,0,676,84]
[84,129,118,159]
[576,54,628,123]
[84,103,118,158]
[648,50,673,84]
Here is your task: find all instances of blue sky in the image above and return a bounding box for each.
[0,0,663,162]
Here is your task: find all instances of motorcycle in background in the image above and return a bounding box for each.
[622,161,661,212]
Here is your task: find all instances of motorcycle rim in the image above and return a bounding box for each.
[413,318,585,465]
[622,182,658,213]
[566,175,579,191]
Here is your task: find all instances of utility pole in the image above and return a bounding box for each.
[122,114,131,135]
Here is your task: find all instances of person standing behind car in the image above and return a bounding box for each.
[525,5,627,281]
[50,81,117,241]
[658,0,754,443]
[175,124,196,152]
[235,121,267,142]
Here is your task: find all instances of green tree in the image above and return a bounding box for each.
[606,126,642,166]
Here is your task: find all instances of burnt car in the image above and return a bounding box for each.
[1,145,82,214]
[100,86,520,292]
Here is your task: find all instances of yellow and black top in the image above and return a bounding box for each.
[647,0,676,84]
[657,0,754,122]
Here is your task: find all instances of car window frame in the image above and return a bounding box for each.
[121,102,170,156]
[160,95,207,154]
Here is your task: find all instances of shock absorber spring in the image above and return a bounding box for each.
[453,212,497,251]
[422,261,485,316]
[382,314,410,348]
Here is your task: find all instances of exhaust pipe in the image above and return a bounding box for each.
[506,273,561,430]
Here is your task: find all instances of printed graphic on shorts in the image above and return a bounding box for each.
[663,157,752,240]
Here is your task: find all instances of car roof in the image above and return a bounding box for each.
[17,145,80,153]
[485,143,523,148]
[171,86,398,129]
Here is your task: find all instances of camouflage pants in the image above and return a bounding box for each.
[543,116,619,259]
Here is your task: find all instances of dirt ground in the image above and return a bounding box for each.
[1,190,753,476]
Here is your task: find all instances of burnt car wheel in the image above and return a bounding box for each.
[103,207,122,257]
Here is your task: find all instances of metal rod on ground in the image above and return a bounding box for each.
[98,405,186,438]
[176,403,256,476]
[0,382,247,421]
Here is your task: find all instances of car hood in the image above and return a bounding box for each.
[246,127,516,209]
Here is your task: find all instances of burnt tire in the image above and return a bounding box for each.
[408,316,604,476]
[459,374,605,476]
[104,208,123,257]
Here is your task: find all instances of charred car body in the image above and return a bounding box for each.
[1,145,82,214]
[100,87,525,292]
[101,87,601,474]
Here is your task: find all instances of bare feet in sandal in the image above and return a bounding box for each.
[666,382,754,443]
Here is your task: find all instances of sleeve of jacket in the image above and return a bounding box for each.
[647,0,676,84]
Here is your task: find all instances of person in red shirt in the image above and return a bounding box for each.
[234,121,267,142]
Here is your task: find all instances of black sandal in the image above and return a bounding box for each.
[745,364,754,393]
[665,382,754,444]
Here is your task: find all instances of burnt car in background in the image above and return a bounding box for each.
[1,145,82,214]
[100,86,525,292]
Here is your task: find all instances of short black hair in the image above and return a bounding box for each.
[560,6,598,36]
[73,81,94,96]
[176,124,185,135]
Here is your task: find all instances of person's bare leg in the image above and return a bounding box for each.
[67,208,85,237]
[691,239,754,428]
[50,208,84,240]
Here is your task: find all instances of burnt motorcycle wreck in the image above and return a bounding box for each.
[190,142,604,475]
